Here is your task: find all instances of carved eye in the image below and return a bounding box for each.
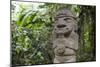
[64,17,71,22]
[65,46,68,48]
[64,18,68,21]
[66,28,69,30]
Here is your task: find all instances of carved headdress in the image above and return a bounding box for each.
[55,8,76,19]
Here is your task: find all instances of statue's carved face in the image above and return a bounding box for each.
[54,9,76,35]
[54,16,75,34]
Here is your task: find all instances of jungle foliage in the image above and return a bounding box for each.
[11,1,96,66]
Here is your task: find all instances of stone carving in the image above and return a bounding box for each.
[53,8,78,63]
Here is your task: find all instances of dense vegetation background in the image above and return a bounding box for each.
[11,1,96,66]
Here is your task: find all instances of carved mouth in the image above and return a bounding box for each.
[57,25,66,28]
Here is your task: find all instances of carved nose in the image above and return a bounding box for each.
[57,24,66,28]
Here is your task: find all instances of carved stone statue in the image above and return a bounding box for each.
[53,8,78,63]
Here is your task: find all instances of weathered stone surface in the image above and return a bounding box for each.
[53,8,78,63]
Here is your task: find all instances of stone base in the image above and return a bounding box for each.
[54,55,76,63]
